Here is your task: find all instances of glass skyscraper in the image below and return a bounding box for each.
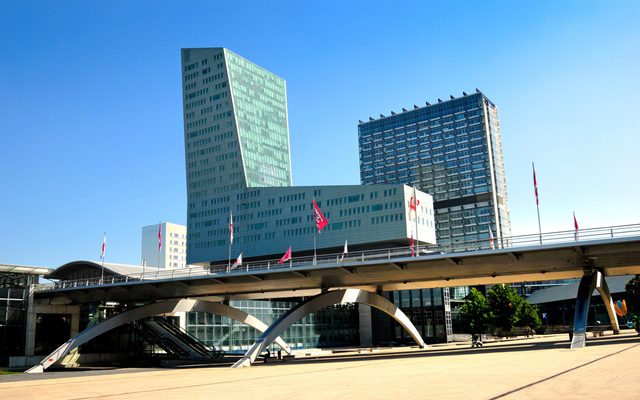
[182,48,435,266]
[181,48,437,351]
[358,91,511,248]
[182,48,292,264]
[358,91,511,339]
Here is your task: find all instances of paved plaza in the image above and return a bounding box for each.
[2,332,639,400]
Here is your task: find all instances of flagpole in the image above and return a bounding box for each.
[100,232,105,284]
[313,231,317,266]
[413,186,420,256]
[533,162,542,244]
[157,222,161,275]
[228,243,232,273]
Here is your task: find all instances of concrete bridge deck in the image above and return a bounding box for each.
[36,233,640,305]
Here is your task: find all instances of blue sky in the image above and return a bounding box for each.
[1,1,638,268]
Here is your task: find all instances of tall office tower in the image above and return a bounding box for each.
[141,222,187,269]
[358,91,511,248]
[182,48,291,264]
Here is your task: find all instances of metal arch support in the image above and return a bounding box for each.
[595,272,620,335]
[570,270,620,349]
[232,288,426,368]
[25,298,291,373]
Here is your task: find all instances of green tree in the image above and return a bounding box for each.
[458,288,493,335]
[625,275,640,315]
[487,284,523,335]
[516,301,541,335]
[625,275,640,333]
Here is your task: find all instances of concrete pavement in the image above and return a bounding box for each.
[2,332,639,399]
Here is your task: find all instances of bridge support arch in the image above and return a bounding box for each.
[571,269,620,348]
[232,288,426,368]
[26,298,292,373]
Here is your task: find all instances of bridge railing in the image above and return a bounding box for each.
[35,223,640,291]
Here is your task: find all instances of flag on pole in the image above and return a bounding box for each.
[340,240,348,261]
[573,212,579,241]
[100,232,106,260]
[157,223,162,251]
[278,247,292,264]
[489,226,495,249]
[410,233,415,257]
[409,192,420,220]
[533,163,540,206]
[313,199,329,232]
[229,210,234,245]
[231,252,242,270]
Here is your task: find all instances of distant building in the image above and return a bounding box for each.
[0,263,50,364]
[141,222,187,269]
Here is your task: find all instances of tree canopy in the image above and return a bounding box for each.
[458,288,492,334]
[625,275,640,315]
[487,284,523,333]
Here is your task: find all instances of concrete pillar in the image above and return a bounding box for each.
[24,286,37,356]
[358,304,373,347]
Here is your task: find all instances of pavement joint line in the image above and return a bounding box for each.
[487,342,640,400]
[56,359,412,400]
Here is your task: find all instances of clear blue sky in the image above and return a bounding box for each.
[1,1,638,268]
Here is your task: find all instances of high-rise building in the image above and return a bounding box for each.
[358,91,512,339]
[358,91,511,248]
[181,48,438,350]
[141,222,187,269]
[182,48,435,265]
[182,47,293,264]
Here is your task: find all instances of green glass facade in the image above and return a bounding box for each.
[225,50,292,188]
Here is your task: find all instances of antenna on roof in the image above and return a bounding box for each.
[475,88,481,93]
[463,91,468,96]
[426,101,431,106]
[402,108,408,112]
[437,98,443,103]
[414,105,419,110]
[369,117,374,121]
[391,111,396,115]
[359,120,364,124]
[450,95,455,100]
[380,114,385,118]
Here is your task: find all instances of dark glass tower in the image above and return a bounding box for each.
[358,91,511,248]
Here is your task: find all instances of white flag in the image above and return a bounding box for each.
[340,240,348,261]
[489,226,495,249]
[231,252,242,270]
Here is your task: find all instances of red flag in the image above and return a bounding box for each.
[532,163,539,206]
[573,212,579,241]
[410,233,415,257]
[409,188,420,220]
[229,210,234,245]
[100,232,106,260]
[278,247,292,264]
[313,199,328,232]
[157,223,162,251]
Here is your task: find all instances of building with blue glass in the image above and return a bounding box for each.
[358,91,512,338]
[358,91,511,248]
